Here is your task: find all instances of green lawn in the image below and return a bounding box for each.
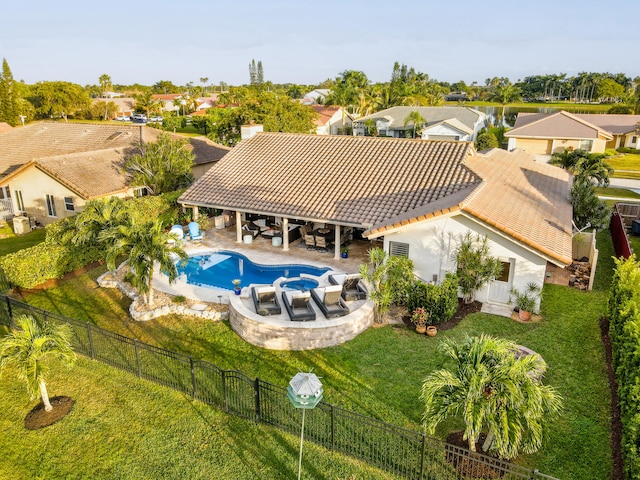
[596,187,640,199]
[0,232,617,479]
[0,225,46,256]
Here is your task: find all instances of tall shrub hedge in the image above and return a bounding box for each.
[406,273,458,325]
[608,255,640,479]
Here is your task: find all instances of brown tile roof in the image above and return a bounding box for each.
[332,147,573,266]
[574,114,640,135]
[0,122,228,178]
[0,123,13,133]
[0,122,155,178]
[179,133,479,227]
[463,149,572,265]
[506,111,613,140]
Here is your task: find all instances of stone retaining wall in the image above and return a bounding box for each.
[229,294,374,350]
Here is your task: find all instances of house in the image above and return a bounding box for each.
[91,97,135,118]
[352,106,486,142]
[505,111,640,155]
[310,105,353,135]
[302,89,330,105]
[179,133,572,308]
[0,122,230,225]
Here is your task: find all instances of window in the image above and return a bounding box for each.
[495,260,512,283]
[389,241,409,258]
[579,139,593,151]
[64,197,75,212]
[45,194,57,217]
[14,190,24,212]
[0,186,9,200]
[632,136,638,145]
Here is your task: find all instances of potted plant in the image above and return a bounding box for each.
[232,279,242,295]
[510,282,541,321]
[340,247,349,258]
[411,307,429,334]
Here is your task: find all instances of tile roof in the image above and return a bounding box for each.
[0,123,13,133]
[506,111,613,140]
[574,113,640,135]
[0,122,229,178]
[310,105,345,126]
[463,149,572,265]
[179,133,479,227]
[32,149,131,199]
[353,106,485,131]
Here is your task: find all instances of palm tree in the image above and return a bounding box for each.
[104,220,187,307]
[403,110,426,138]
[134,91,161,118]
[0,315,76,412]
[359,247,393,324]
[72,196,127,248]
[421,334,562,459]
[550,149,613,186]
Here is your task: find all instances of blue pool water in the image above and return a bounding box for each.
[280,278,319,291]
[176,251,330,291]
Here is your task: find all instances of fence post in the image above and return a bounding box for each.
[254,378,261,423]
[419,433,426,479]
[190,356,197,398]
[133,339,142,378]
[330,404,335,451]
[86,323,95,359]
[222,370,228,412]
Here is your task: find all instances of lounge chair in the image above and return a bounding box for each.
[310,285,349,318]
[168,225,185,245]
[281,290,316,321]
[251,286,282,316]
[242,223,260,239]
[328,273,367,301]
[188,222,204,242]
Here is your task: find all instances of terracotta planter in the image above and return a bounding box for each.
[426,326,437,337]
[518,309,532,321]
[415,325,427,334]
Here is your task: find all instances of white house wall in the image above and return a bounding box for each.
[382,213,547,307]
[420,124,470,141]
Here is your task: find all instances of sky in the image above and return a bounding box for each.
[1,0,639,88]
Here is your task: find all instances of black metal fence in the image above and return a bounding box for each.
[0,295,558,480]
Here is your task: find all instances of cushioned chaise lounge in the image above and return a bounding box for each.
[251,286,282,316]
[310,285,349,318]
[281,290,316,322]
[328,273,368,301]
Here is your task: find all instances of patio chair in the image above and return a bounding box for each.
[281,290,316,321]
[302,226,316,250]
[242,223,260,239]
[328,273,368,301]
[168,225,185,245]
[314,232,331,253]
[310,285,350,318]
[187,222,204,242]
[251,285,282,316]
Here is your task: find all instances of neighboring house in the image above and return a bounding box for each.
[152,94,182,113]
[91,97,135,118]
[505,111,640,155]
[352,106,486,142]
[302,89,330,105]
[195,96,219,111]
[310,105,353,135]
[179,133,572,307]
[0,122,230,225]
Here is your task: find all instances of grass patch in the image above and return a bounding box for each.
[596,187,640,199]
[4,232,618,479]
[606,152,640,172]
[0,227,46,257]
[0,359,399,480]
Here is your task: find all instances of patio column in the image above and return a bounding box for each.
[192,206,199,221]
[235,211,243,243]
[282,217,289,251]
[333,225,341,260]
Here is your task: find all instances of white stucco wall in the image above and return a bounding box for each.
[381,214,548,308]
[420,124,471,141]
[6,168,132,226]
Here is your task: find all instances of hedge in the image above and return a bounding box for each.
[406,273,459,325]
[607,255,640,479]
[0,241,103,288]
[0,192,183,289]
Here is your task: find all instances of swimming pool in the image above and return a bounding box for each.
[176,251,330,291]
[280,278,319,291]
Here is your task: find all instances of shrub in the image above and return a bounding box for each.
[475,131,499,150]
[616,147,639,154]
[172,295,186,304]
[407,273,458,325]
[608,255,640,478]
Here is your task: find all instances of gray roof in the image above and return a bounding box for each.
[353,106,486,132]
[506,111,612,140]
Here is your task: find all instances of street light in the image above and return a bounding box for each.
[287,371,323,480]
